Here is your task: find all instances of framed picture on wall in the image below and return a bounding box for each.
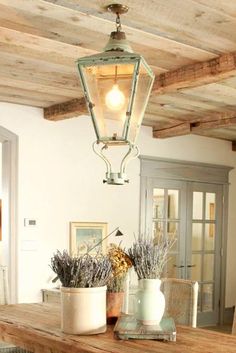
[70,222,107,256]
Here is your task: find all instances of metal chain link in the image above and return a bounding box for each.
[116,13,122,32]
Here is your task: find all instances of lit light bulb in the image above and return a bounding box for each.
[105,84,125,111]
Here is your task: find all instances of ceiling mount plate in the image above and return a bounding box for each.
[107,3,129,15]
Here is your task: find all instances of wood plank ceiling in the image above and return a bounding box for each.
[1,0,236,144]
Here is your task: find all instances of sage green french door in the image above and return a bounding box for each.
[186,182,222,325]
[144,178,223,326]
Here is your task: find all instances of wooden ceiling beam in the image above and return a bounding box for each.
[191,117,236,133]
[44,98,87,121]
[153,112,236,139]
[153,52,236,95]
[153,123,191,138]
[45,51,236,121]
[232,141,236,152]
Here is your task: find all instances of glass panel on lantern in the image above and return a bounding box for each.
[126,59,155,144]
[153,188,165,219]
[82,61,135,142]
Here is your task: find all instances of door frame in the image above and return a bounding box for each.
[140,156,232,325]
[0,126,18,303]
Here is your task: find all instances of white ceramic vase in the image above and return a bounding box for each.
[136,279,165,325]
[61,286,107,335]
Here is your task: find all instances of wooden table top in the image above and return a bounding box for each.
[0,303,235,353]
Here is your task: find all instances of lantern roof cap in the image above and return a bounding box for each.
[77,50,155,79]
[104,30,133,53]
[77,50,141,65]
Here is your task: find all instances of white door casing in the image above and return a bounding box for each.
[0,126,18,303]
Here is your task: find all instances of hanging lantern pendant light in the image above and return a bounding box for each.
[77,4,155,185]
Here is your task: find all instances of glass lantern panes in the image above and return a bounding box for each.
[77,52,154,144]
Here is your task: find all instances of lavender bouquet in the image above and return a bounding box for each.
[128,234,175,280]
[51,250,112,288]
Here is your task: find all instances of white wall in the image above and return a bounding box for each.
[0,102,236,306]
[0,142,2,263]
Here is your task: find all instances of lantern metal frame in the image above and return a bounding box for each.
[77,51,154,145]
[76,4,155,185]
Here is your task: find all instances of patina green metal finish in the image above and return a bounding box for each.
[77,51,154,144]
[76,4,155,184]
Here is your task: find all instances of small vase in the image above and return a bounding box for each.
[136,279,165,325]
[61,286,107,334]
[106,292,124,324]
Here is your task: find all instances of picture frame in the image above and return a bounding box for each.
[70,222,107,255]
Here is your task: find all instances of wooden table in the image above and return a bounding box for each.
[0,303,235,353]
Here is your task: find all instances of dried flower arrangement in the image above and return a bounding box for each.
[128,234,175,280]
[51,250,112,288]
[107,244,132,292]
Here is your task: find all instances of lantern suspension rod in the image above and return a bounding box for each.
[116,12,122,32]
[107,3,129,32]
[115,65,118,83]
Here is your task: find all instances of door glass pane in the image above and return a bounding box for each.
[191,254,201,281]
[205,224,215,251]
[167,221,178,237]
[192,223,203,251]
[153,221,164,238]
[165,255,178,277]
[193,192,203,220]
[202,284,213,312]
[153,189,164,219]
[197,284,201,311]
[168,190,179,219]
[167,222,178,251]
[203,254,214,281]
[205,193,216,220]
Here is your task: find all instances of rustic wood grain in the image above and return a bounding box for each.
[0,303,236,353]
[2,0,236,141]
[153,111,236,138]
[153,123,191,138]
[43,0,236,53]
[153,52,236,94]
[232,141,236,152]
[44,51,236,121]
[44,98,88,120]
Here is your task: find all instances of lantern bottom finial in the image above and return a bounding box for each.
[92,141,139,185]
[103,172,129,185]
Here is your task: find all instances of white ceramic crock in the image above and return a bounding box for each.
[61,286,107,335]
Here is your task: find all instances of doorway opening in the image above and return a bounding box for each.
[140,156,232,326]
[0,126,18,303]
